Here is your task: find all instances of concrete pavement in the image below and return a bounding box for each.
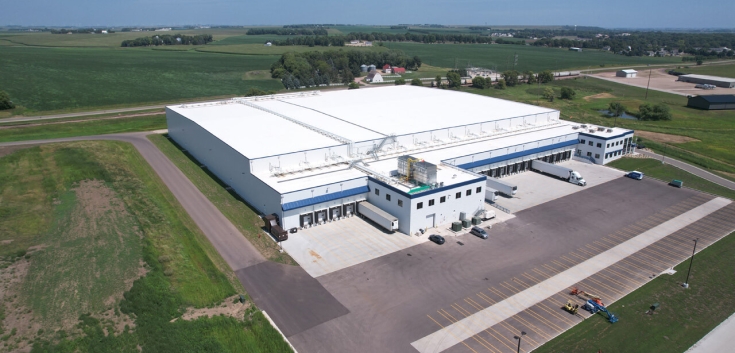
[638,150,735,191]
[686,311,735,353]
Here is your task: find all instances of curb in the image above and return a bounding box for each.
[261,310,298,353]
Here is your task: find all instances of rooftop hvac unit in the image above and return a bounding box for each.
[572,126,580,130]
[607,128,613,133]
[597,126,605,131]
[589,129,596,133]
[580,124,587,128]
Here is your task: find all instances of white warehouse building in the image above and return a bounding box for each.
[166,86,634,235]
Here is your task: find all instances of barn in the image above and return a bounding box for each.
[687,95,735,110]
[616,69,637,78]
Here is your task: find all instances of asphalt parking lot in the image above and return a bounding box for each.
[285,177,734,353]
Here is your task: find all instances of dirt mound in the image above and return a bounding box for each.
[636,130,699,144]
[173,295,251,322]
[583,92,615,101]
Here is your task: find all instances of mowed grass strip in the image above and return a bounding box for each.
[0,46,282,113]
[0,142,291,352]
[0,115,167,142]
[149,134,297,265]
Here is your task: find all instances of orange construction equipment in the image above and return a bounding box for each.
[570,287,605,306]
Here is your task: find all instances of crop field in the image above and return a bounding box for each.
[0,46,281,113]
[0,141,290,352]
[0,114,167,142]
[678,62,735,78]
[0,28,248,47]
[386,42,680,72]
[196,43,385,55]
[460,77,735,177]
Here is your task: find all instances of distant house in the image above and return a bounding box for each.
[350,40,359,45]
[366,70,383,83]
[264,42,272,46]
[392,67,406,74]
[569,47,582,52]
[382,64,392,73]
[616,69,637,78]
[101,30,108,34]
[602,46,611,51]
[364,41,373,46]
[687,95,735,110]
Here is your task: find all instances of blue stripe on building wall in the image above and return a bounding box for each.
[454,140,579,170]
[282,186,369,211]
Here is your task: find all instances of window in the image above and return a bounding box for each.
[597,143,602,148]
[375,188,379,196]
[587,152,592,157]
[588,141,593,146]
[440,196,446,203]
[466,189,472,196]
[417,202,423,209]
[607,143,610,148]
[429,199,435,206]
[580,139,586,144]
[398,199,403,207]
[595,154,600,159]
[386,194,391,201]
[456,192,462,199]
[476,187,482,193]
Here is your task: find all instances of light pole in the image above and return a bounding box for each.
[645,67,652,100]
[682,238,699,288]
[514,331,526,353]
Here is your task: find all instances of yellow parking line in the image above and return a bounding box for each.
[594,271,635,291]
[502,281,577,327]
[438,308,500,353]
[452,303,520,353]
[475,293,553,341]
[464,298,540,349]
[427,314,481,353]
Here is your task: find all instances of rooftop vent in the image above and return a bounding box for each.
[607,128,613,133]
[572,125,580,130]
[597,126,605,131]
[589,129,596,133]
[580,124,588,128]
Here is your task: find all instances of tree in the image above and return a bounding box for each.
[538,70,554,83]
[608,102,626,117]
[435,75,442,87]
[502,70,520,87]
[411,78,423,86]
[560,87,576,100]
[495,79,506,90]
[472,76,487,89]
[341,70,355,84]
[413,56,422,69]
[638,103,672,121]
[542,87,555,101]
[446,71,462,89]
[395,78,406,85]
[525,71,535,84]
[348,82,360,89]
[0,91,14,110]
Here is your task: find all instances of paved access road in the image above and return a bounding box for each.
[637,150,735,191]
[0,133,348,338]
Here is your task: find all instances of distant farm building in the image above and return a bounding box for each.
[687,95,735,110]
[360,64,368,72]
[569,47,582,52]
[616,69,637,78]
[366,70,383,83]
[383,64,392,73]
[467,67,494,78]
[678,74,735,88]
[392,67,406,74]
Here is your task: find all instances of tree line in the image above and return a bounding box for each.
[271,36,346,47]
[51,28,115,34]
[120,34,213,47]
[246,28,328,36]
[270,50,421,89]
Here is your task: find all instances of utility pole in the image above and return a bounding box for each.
[645,67,652,99]
[682,238,699,288]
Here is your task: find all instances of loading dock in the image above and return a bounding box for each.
[329,206,342,220]
[314,209,328,224]
[300,213,313,228]
[343,202,356,217]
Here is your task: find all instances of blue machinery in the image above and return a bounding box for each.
[583,300,619,323]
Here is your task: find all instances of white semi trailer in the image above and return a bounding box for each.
[485,178,517,197]
[485,187,498,202]
[357,202,399,232]
[531,160,587,186]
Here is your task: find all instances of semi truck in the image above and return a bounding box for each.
[358,201,399,232]
[485,187,498,202]
[485,177,517,197]
[531,160,587,186]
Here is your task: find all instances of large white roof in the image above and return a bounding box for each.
[168,85,558,159]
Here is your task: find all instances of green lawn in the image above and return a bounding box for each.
[678,62,735,78]
[460,76,735,175]
[0,46,282,113]
[387,42,680,72]
[0,141,291,352]
[0,115,167,142]
[149,134,297,265]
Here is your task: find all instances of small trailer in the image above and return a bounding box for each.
[357,201,399,232]
[531,160,586,186]
[485,178,517,197]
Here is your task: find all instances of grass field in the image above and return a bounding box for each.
[0,46,281,113]
[149,134,297,265]
[0,28,248,48]
[678,62,735,78]
[386,42,680,72]
[0,115,167,142]
[196,43,385,55]
[0,141,291,352]
[460,77,735,176]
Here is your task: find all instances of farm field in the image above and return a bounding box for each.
[460,77,735,177]
[0,114,167,142]
[678,62,735,78]
[0,141,291,352]
[0,46,281,113]
[386,42,680,72]
[0,28,248,47]
[149,134,297,266]
[196,43,385,55]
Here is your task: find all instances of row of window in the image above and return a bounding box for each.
[606,140,625,148]
[605,150,624,159]
[580,137,632,150]
[374,186,482,209]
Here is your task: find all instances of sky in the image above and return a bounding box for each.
[1,0,733,29]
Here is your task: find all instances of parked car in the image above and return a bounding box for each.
[670,179,684,188]
[626,171,644,180]
[470,226,488,239]
[428,234,445,245]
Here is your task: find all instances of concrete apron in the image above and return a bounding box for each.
[412,197,732,353]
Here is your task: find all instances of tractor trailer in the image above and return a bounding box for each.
[485,178,517,197]
[531,160,587,186]
[357,202,399,232]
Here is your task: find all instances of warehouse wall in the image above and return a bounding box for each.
[167,108,282,220]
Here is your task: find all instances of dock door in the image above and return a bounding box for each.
[426,214,435,229]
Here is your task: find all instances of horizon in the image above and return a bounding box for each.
[1,0,734,29]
